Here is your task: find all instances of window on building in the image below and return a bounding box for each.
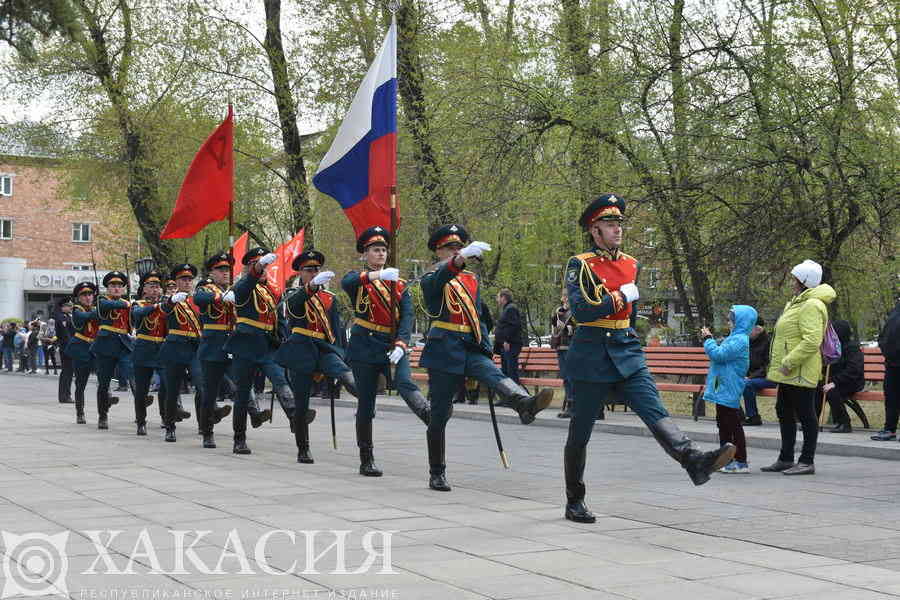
[70,264,92,271]
[0,219,11,239]
[72,223,92,242]
[0,175,12,197]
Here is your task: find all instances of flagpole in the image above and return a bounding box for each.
[228,103,235,288]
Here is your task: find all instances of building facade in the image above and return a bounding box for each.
[0,155,137,321]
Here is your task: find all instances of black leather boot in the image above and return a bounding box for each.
[232,407,251,454]
[144,394,154,407]
[427,429,451,491]
[164,426,176,442]
[175,396,191,421]
[75,394,86,424]
[248,392,272,429]
[136,423,147,436]
[338,371,359,398]
[212,403,232,424]
[564,445,596,523]
[356,421,383,476]
[198,405,215,448]
[648,417,736,486]
[97,392,109,429]
[275,384,296,423]
[295,418,313,464]
[493,378,554,424]
[400,389,430,425]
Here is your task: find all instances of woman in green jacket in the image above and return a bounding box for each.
[762,260,836,476]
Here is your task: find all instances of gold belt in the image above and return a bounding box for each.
[74,333,95,343]
[432,321,472,333]
[136,334,164,343]
[353,317,392,334]
[203,324,230,331]
[577,318,630,329]
[291,326,325,340]
[100,325,129,334]
[169,329,198,338]
[237,316,274,331]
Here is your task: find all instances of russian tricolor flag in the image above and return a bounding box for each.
[313,21,397,237]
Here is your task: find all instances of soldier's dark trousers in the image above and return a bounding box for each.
[351,363,386,426]
[567,368,669,449]
[58,354,74,402]
[95,353,132,418]
[427,352,507,434]
[231,355,289,416]
[288,355,350,421]
[73,361,92,417]
[202,361,230,434]
[133,365,165,426]
[162,355,203,430]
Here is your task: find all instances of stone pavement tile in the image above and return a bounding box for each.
[479,499,556,512]
[371,582,492,599]
[337,508,421,522]
[354,517,457,533]
[808,525,899,542]
[402,557,527,581]
[171,574,327,595]
[780,590,899,600]
[491,549,610,573]
[450,573,600,599]
[431,534,558,557]
[718,548,849,569]
[552,564,679,589]
[299,569,432,591]
[702,571,847,597]
[607,579,750,600]
[863,559,900,572]
[794,563,900,589]
[647,555,768,580]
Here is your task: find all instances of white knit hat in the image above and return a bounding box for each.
[790,259,822,288]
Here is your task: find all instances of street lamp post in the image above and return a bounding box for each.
[135,257,156,278]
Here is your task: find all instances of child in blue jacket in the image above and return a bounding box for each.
[701,305,758,473]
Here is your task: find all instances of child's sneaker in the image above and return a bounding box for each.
[723,461,750,474]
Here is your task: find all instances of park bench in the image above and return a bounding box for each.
[408,345,886,425]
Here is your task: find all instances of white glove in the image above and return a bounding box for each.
[222,291,235,304]
[379,267,400,282]
[259,253,277,266]
[619,282,639,303]
[311,270,335,286]
[459,241,492,259]
[170,292,188,304]
[387,346,405,364]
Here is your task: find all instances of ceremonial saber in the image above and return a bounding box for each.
[330,378,337,449]
[488,393,510,469]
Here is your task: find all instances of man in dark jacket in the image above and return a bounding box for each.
[54,299,75,403]
[822,320,865,433]
[1,322,16,371]
[742,316,775,425]
[494,288,524,383]
[872,295,900,441]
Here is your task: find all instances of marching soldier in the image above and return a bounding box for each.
[193,252,237,448]
[342,226,430,428]
[65,281,100,425]
[276,250,359,466]
[91,271,132,430]
[420,225,554,492]
[224,248,293,455]
[561,194,735,523]
[131,270,167,435]
[158,264,202,442]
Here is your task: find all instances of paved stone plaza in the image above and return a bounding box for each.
[2,372,900,600]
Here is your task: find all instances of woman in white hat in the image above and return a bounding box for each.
[762,260,836,475]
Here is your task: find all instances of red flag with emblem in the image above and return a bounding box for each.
[230,231,248,281]
[160,106,234,239]
[266,229,305,296]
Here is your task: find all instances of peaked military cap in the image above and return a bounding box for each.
[292,250,325,271]
[103,271,127,287]
[357,226,391,253]
[242,247,270,265]
[170,263,197,280]
[428,224,470,251]
[139,270,163,287]
[205,251,234,271]
[73,281,98,297]
[579,193,627,228]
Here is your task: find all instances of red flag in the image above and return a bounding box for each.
[231,231,248,281]
[268,229,305,296]
[161,106,234,239]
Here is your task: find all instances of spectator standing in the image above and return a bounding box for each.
[821,320,864,433]
[742,316,775,426]
[26,321,41,373]
[15,326,28,372]
[872,292,900,441]
[762,260,835,475]
[55,299,75,403]
[1,323,16,371]
[701,305,757,473]
[41,318,59,375]
[550,291,575,418]
[494,288,524,384]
